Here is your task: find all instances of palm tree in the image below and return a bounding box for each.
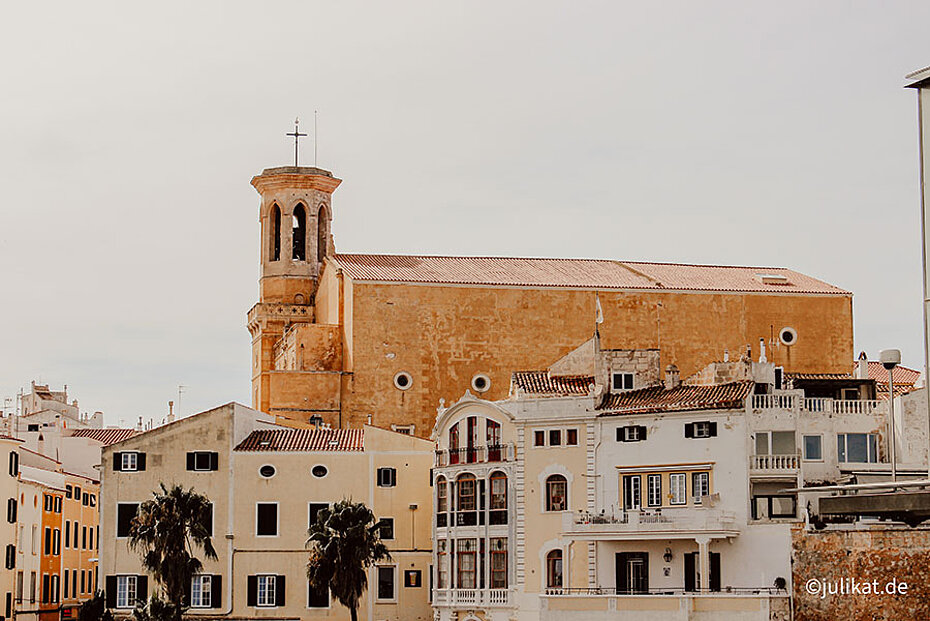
[306,499,391,621]
[128,483,217,621]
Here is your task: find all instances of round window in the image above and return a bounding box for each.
[471,373,491,393]
[393,371,413,390]
[779,327,798,346]
[259,464,276,478]
[312,464,328,478]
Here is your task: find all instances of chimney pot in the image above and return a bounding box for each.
[665,364,681,390]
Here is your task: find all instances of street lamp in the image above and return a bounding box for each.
[880,349,901,482]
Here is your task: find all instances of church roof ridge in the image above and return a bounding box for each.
[331,253,850,295]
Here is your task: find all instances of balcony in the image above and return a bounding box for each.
[563,508,739,540]
[539,589,789,620]
[750,394,881,415]
[434,443,515,467]
[749,453,800,475]
[433,588,513,608]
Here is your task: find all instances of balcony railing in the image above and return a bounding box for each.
[750,453,800,472]
[750,394,881,415]
[433,588,513,608]
[434,443,515,467]
[564,508,738,538]
[544,587,786,596]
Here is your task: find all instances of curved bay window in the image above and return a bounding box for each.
[456,474,477,526]
[489,471,507,525]
[546,550,563,588]
[457,538,478,588]
[545,475,567,512]
[436,476,448,527]
[490,537,508,588]
[437,539,448,588]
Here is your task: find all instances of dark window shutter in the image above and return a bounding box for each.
[616,427,623,442]
[615,553,628,593]
[478,480,485,511]
[638,426,648,441]
[183,577,191,607]
[211,575,222,608]
[137,576,148,604]
[710,552,721,592]
[105,577,117,608]
[137,453,147,471]
[186,453,196,471]
[684,553,696,592]
[247,576,257,607]
[113,453,122,471]
[7,498,16,523]
[684,424,694,438]
[275,575,286,607]
[210,452,219,471]
[709,422,718,437]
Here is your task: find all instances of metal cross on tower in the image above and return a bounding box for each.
[286,118,307,166]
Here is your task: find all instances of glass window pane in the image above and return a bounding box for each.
[772,431,796,454]
[771,497,795,516]
[755,432,770,455]
[868,434,878,463]
[847,434,868,462]
[804,436,822,460]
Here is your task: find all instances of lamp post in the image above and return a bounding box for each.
[880,349,901,482]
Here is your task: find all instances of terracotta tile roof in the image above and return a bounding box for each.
[512,371,594,396]
[332,254,849,295]
[68,428,139,446]
[864,361,921,386]
[0,435,23,442]
[598,381,753,415]
[785,372,854,381]
[234,428,364,452]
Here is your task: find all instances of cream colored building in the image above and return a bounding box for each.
[429,339,906,621]
[1,435,22,621]
[99,403,434,621]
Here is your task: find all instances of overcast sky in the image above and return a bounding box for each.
[1,1,929,425]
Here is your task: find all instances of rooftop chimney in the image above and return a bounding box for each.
[758,338,767,363]
[167,400,175,423]
[723,349,730,363]
[665,364,681,390]
[856,351,869,379]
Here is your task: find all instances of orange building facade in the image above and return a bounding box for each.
[247,167,854,436]
[39,490,62,621]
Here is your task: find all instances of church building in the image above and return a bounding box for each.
[247,166,853,436]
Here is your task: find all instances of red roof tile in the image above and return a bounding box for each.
[332,254,849,295]
[512,371,594,396]
[864,361,921,386]
[235,428,364,452]
[68,428,139,446]
[785,372,854,381]
[598,382,753,415]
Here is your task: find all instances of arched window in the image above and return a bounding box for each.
[546,550,563,588]
[489,472,507,510]
[317,205,328,262]
[270,204,281,261]
[545,475,567,512]
[292,203,306,261]
[456,473,477,527]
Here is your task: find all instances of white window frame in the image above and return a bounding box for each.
[378,517,395,540]
[307,578,330,609]
[255,502,279,537]
[191,575,212,608]
[802,434,823,461]
[837,433,879,463]
[115,575,137,609]
[669,473,687,505]
[256,574,276,607]
[376,565,397,602]
[646,474,662,507]
[692,472,710,504]
[693,422,712,439]
[377,467,396,488]
[623,426,641,442]
[612,372,634,391]
[121,452,138,472]
[192,452,212,472]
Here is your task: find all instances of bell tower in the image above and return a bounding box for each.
[246,166,342,415]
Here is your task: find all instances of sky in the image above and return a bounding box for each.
[1,1,929,425]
